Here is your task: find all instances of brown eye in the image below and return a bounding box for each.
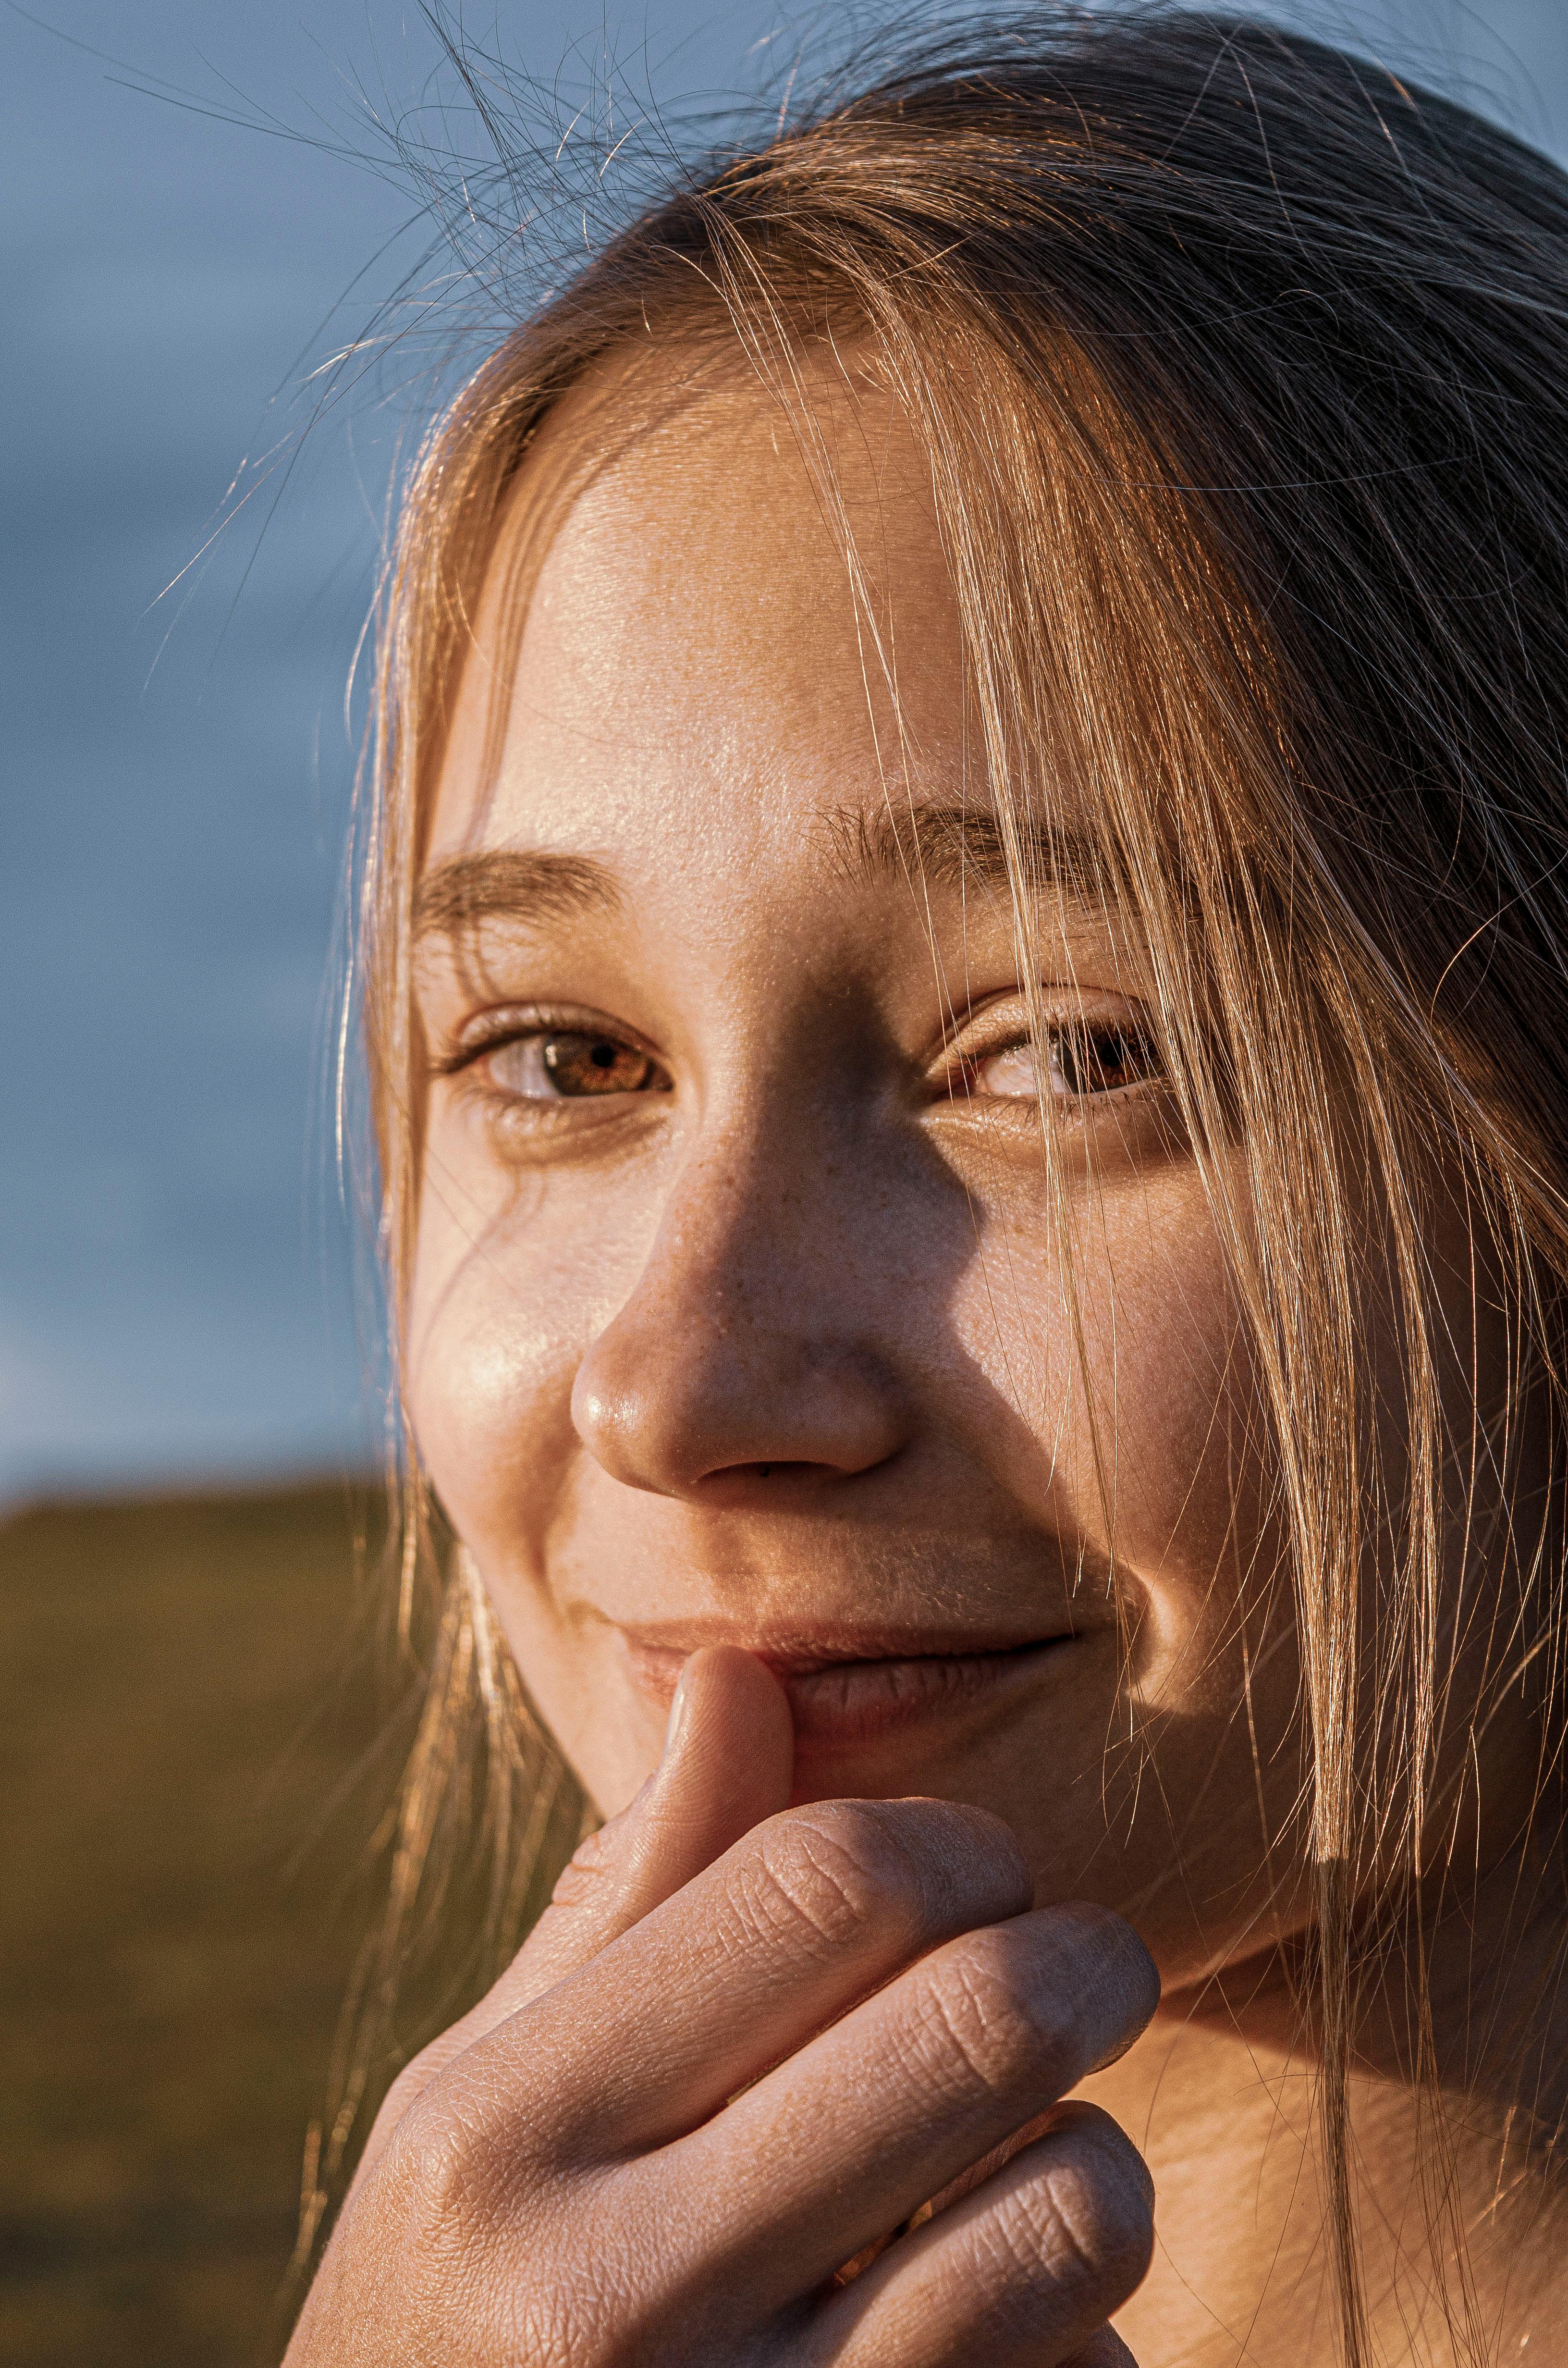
[1050,1020,1162,1098]
[480,1030,669,1100]
[542,1032,659,1095]
[970,1013,1163,1103]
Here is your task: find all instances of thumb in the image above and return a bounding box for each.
[354,1647,793,2184]
[522,1644,795,1993]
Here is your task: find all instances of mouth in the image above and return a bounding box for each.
[619,1626,1077,1753]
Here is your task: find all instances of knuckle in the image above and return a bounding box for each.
[740,1800,933,1951]
[916,1927,1065,2098]
[1051,1903,1162,2036]
[383,2095,498,2249]
[1007,2123,1155,2305]
[1043,2147,1155,2295]
[379,2077,541,2268]
[359,2093,654,2365]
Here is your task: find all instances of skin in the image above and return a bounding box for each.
[288,375,1568,2363]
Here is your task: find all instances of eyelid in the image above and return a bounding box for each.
[935,984,1149,1060]
[432,1003,665,1078]
[935,986,1163,1100]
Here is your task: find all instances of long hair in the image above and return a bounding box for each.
[325,12,1568,2356]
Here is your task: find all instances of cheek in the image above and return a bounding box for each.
[403,1180,591,1579]
[958,1161,1277,1656]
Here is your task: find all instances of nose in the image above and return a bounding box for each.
[570,1123,913,1499]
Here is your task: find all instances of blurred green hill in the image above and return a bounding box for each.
[0,1483,402,2368]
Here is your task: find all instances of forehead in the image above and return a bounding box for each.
[425,369,971,870]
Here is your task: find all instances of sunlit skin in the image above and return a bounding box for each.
[287,378,1568,2365]
[408,383,1298,1961]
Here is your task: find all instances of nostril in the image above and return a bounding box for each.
[705,1457,837,1489]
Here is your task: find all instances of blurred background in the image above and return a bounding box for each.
[2,2,1565,2361]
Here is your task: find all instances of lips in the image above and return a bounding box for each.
[620,1629,1075,1752]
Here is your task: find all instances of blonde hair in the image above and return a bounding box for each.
[325,11,1568,2355]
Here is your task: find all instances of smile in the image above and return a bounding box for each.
[619,1630,1078,1752]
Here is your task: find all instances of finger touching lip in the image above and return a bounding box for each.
[619,1629,1078,1751]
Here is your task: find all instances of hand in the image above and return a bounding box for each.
[286,1648,1158,2365]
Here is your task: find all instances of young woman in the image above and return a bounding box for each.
[286,11,1568,2361]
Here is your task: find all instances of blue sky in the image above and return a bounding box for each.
[2,0,1565,1502]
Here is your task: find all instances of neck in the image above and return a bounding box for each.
[1086,1850,1568,2365]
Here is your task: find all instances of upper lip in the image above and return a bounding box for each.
[612,1620,1071,1676]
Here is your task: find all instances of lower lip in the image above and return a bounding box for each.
[624,1637,1073,1752]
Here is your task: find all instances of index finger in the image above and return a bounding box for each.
[661,1901,1159,2306]
[346,1645,794,2194]
[450,1792,1034,2164]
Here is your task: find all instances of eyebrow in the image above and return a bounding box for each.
[827,803,1107,897]
[413,803,1106,941]
[413,849,623,940]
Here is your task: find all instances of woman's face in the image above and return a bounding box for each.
[407,376,1302,1992]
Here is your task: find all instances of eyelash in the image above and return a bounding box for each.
[435,1003,1163,1112]
[434,1010,672,1104]
[952,1012,1165,1105]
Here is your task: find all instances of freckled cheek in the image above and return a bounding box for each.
[954,1189,1271,1602]
[1087,1264,1282,1698]
[404,1206,593,1581]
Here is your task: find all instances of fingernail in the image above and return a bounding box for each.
[662,1659,694,1762]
